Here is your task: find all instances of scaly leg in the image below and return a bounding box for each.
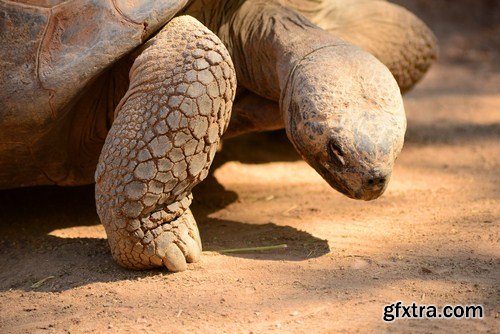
[95,16,236,271]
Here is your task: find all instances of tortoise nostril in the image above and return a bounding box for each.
[367,177,386,187]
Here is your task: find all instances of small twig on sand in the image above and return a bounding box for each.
[218,244,288,254]
[31,276,55,289]
[283,205,298,216]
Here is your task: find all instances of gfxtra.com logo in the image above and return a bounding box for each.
[383,301,484,322]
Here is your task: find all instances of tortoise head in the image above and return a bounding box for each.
[282,45,406,200]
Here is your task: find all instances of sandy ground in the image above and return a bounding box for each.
[0,1,498,333]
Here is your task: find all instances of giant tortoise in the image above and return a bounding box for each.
[0,0,437,271]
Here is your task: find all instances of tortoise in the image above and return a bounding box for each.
[0,0,437,271]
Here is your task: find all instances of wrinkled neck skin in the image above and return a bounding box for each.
[183,0,407,200]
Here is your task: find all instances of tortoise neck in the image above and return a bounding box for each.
[184,0,345,104]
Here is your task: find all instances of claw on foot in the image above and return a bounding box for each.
[119,207,202,271]
[154,208,202,272]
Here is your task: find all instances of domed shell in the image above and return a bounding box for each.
[0,0,187,188]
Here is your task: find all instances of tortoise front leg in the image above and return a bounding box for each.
[224,90,284,139]
[95,16,236,271]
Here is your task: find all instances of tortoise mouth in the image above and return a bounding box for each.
[310,158,356,198]
[309,159,389,201]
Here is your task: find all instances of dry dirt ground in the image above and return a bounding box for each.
[0,1,498,333]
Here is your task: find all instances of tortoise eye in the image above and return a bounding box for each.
[328,140,346,167]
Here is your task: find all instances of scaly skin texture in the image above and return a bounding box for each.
[95,16,236,270]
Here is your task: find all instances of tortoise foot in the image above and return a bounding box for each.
[127,207,202,272]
